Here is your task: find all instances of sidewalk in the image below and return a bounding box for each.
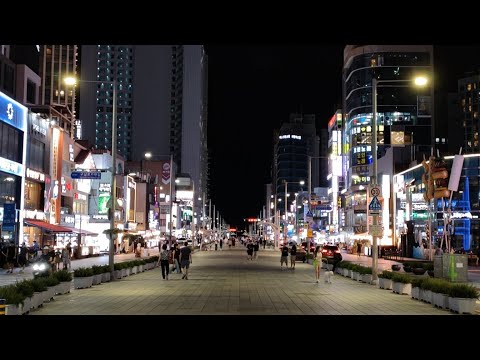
[0,248,160,288]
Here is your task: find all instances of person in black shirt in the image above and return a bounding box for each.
[179,243,192,280]
[280,244,289,270]
[290,244,297,269]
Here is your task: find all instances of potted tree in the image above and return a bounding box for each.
[391,273,412,295]
[14,280,35,314]
[0,285,25,315]
[378,270,394,290]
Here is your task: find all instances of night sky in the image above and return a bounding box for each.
[205,45,345,229]
[205,45,480,230]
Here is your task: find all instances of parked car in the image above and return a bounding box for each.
[321,244,342,268]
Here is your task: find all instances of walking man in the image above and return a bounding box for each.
[180,242,192,280]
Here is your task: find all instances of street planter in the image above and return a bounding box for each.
[138,264,144,272]
[131,265,138,274]
[343,268,349,277]
[122,268,129,277]
[361,274,373,284]
[392,281,412,295]
[74,276,94,289]
[92,274,103,285]
[411,286,420,300]
[449,297,477,314]
[355,272,363,281]
[113,270,122,280]
[42,287,56,302]
[57,281,72,295]
[351,271,358,280]
[379,278,393,290]
[101,272,111,283]
[421,289,433,304]
[21,297,31,315]
[30,292,44,309]
[5,303,21,315]
[432,292,449,309]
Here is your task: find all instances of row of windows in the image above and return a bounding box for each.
[0,122,22,163]
[27,139,46,173]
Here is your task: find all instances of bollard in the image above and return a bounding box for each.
[0,299,5,315]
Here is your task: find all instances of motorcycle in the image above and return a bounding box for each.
[31,257,52,278]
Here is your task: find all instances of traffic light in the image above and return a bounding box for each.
[422,158,434,202]
[431,156,450,199]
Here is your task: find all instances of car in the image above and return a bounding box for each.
[321,244,343,268]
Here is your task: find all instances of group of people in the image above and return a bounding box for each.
[280,243,325,283]
[157,242,193,280]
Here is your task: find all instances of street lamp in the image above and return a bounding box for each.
[64,76,117,273]
[284,180,304,244]
[370,75,429,283]
[144,152,174,247]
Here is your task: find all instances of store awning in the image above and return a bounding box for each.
[65,227,98,236]
[24,219,73,232]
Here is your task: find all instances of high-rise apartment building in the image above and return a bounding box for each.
[39,45,78,138]
[458,73,480,154]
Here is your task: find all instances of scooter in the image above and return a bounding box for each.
[31,257,51,278]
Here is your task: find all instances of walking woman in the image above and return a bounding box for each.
[157,244,170,280]
[313,245,322,283]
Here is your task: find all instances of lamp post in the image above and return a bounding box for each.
[370,75,429,283]
[65,76,117,273]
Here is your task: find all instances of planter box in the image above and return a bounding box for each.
[449,297,477,314]
[56,281,71,294]
[432,292,449,309]
[43,287,56,302]
[361,274,373,284]
[31,292,44,309]
[130,266,138,274]
[354,272,362,281]
[101,272,111,283]
[421,289,433,304]
[92,274,102,285]
[379,278,393,290]
[335,267,342,275]
[138,265,144,272]
[343,268,349,277]
[351,271,358,280]
[113,270,122,280]
[121,268,128,277]
[74,276,94,289]
[21,297,31,315]
[392,282,412,295]
[5,303,21,315]
[411,286,420,300]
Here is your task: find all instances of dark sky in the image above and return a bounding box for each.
[205,45,480,230]
[205,45,345,229]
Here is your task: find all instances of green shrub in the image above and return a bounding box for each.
[54,270,73,282]
[101,265,111,273]
[428,278,451,294]
[411,276,428,288]
[73,267,94,277]
[114,262,125,270]
[91,265,104,275]
[15,280,35,298]
[0,285,25,306]
[391,272,411,284]
[44,275,60,287]
[423,262,434,271]
[379,270,394,279]
[448,284,479,299]
[31,278,48,292]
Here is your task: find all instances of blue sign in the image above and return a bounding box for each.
[71,171,102,179]
[2,203,16,231]
[315,204,332,211]
[306,211,313,218]
[368,196,382,211]
[0,91,27,131]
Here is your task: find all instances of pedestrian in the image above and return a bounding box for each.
[157,244,170,280]
[246,242,254,260]
[290,243,297,269]
[61,246,70,270]
[215,240,218,251]
[18,243,27,273]
[253,241,259,260]
[313,245,322,283]
[280,243,289,270]
[357,242,362,257]
[180,242,192,280]
[220,238,223,250]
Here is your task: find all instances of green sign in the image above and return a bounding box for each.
[98,193,111,215]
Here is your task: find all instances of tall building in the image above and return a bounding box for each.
[80,45,209,226]
[170,45,209,221]
[39,45,78,138]
[80,45,135,159]
[342,45,433,240]
[273,113,319,216]
[458,73,480,154]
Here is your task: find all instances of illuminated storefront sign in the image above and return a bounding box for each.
[99,183,111,192]
[24,209,45,220]
[0,156,23,177]
[0,91,27,131]
[26,168,45,182]
[32,123,47,136]
[74,192,87,201]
